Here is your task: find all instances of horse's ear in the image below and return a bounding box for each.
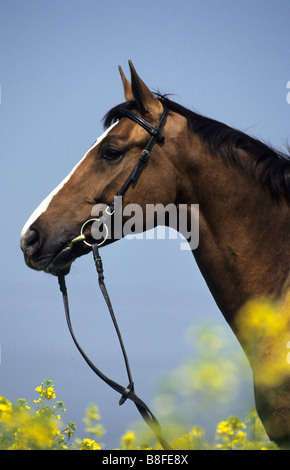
[118,66,134,101]
[128,60,163,117]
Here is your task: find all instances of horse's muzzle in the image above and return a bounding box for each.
[20,225,88,276]
[20,226,46,271]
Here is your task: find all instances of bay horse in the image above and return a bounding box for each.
[20,61,290,448]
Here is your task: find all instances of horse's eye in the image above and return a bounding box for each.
[101,147,123,162]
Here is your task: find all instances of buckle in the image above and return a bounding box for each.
[119,382,134,405]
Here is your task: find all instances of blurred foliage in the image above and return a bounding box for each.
[2,298,288,450]
[0,380,275,450]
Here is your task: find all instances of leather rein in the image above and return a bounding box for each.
[58,104,172,450]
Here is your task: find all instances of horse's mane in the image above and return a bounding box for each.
[103,95,290,203]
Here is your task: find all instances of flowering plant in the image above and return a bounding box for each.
[0,379,101,450]
[0,378,276,450]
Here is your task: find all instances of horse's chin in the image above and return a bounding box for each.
[45,243,93,276]
[45,239,118,275]
[44,262,72,277]
[23,242,91,277]
[45,249,74,275]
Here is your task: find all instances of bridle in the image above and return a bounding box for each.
[58,103,172,449]
[101,103,169,222]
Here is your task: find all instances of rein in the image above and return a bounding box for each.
[58,105,172,450]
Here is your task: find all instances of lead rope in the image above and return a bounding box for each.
[57,244,172,451]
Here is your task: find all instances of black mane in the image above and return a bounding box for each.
[103,96,290,203]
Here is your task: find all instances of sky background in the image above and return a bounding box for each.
[1,0,289,448]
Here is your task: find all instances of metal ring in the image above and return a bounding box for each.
[80,218,109,247]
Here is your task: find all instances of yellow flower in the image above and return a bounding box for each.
[119,430,136,450]
[45,387,56,400]
[0,396,12,423]
[191,426,205,439]
[35,381,56,401]
[215,416,248,449]
[80,438,101,450]
[83,403,105,438]
[216,420,234,436]
[235,298,290,387]
[86,404,100,421]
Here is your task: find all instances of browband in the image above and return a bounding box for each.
[117,108,167,144]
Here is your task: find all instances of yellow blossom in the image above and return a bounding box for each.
[80,438,101,450]
[235,298,290,387]
[119,430,136,450]
[35,380,56,401]
[0,396,12,424]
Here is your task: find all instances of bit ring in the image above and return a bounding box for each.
[80,218,109,247]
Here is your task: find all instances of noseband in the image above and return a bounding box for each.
[58,104,172,449]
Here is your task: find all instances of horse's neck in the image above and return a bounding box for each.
[183,142,290,323]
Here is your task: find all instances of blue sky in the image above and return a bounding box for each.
[1,0,289,447]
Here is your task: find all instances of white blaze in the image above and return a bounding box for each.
[21,123,117,239]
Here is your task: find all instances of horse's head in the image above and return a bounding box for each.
[20,62,186,275]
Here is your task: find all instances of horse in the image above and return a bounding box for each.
[20,61,290,448]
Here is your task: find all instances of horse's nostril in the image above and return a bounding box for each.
[20,227,40,257]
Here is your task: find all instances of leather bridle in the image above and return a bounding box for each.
[58,104,172,449]
[104,104,169,218]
